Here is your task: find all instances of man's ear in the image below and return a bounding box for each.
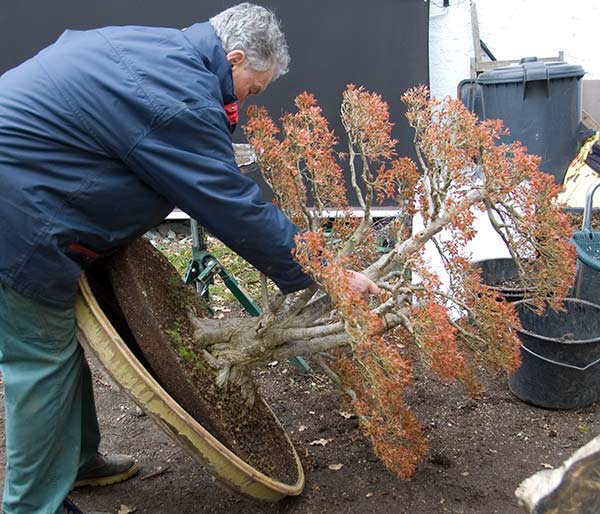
[226,50,246,69]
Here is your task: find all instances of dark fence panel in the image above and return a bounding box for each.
[1,1,429,207]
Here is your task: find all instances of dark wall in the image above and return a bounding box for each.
[1,1,429,205]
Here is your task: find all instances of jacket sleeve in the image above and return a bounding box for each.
[124,105,314,294]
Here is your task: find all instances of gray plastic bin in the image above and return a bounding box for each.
[458,58,590,183]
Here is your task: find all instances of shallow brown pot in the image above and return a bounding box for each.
[75,239,304,501]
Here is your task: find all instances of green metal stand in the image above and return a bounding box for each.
[184,219,311,374]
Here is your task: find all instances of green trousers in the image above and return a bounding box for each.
[0,282,100,514]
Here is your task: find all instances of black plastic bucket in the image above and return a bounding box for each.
[473,258,525,302]
[509,298,600,409]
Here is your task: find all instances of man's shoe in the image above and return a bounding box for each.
[74,452,139,488]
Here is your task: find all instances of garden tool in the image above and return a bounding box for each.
[183,218,261,316]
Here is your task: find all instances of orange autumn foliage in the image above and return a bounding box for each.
[244,85,575,479]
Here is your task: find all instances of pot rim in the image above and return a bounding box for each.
[75,272,305,501]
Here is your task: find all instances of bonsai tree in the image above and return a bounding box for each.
[123,86,576,479]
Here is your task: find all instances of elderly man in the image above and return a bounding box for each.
[0,3,377,513]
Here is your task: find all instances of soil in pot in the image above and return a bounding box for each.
[88,238,298,484]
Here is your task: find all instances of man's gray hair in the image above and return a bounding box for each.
[209,3,290,80]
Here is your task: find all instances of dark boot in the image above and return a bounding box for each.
[74,452,139,488]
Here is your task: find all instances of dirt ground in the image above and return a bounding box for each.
[0,226,597,513]
[0,345,596,514]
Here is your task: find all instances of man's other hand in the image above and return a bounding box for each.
[348,271,380,299]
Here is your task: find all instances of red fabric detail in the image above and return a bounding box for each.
[67,243,99,259]
[224,101,239,126]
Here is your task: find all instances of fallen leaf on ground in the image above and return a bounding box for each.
[310,438,331,446]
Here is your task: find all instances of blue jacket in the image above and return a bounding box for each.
[0,22,313,307]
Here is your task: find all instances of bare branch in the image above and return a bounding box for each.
[278,284,320,321]
[259,273,271,314]
[347,142,366,209]
[273,320,345,342]
[271,332,351,360]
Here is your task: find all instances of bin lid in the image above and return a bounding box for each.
[477,57,585,85]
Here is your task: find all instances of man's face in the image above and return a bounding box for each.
[227,50,274,106]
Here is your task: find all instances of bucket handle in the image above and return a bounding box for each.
[581,180,600,231]
[521,344,600,371]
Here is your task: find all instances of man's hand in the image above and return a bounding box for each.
[348,270,380,298]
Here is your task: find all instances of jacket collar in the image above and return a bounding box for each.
[181,22,237,107]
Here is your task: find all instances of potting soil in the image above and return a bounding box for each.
[92,239,298,484]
